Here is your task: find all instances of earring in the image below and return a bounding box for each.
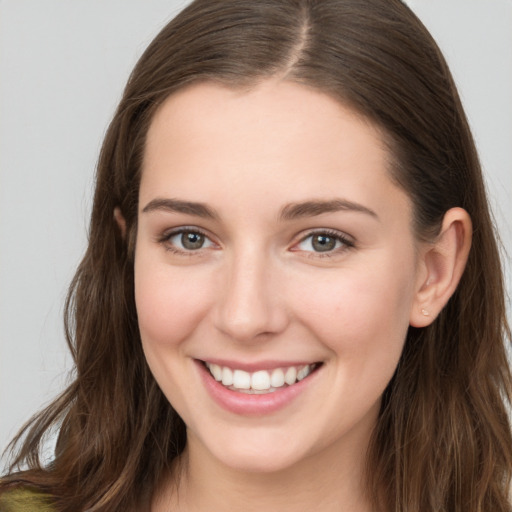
[421,308,430,317]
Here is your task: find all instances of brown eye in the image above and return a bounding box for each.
[311,234,337,252]
[181,231,205,250]
[295,230,354,255]
[163,229,215,253]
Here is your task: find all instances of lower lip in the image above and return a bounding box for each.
[196,360,320,416]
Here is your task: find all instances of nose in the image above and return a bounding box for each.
[214,248,289,343]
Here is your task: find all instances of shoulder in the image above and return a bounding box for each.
[0,487,55,512]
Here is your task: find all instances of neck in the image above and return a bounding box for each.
[153,423,375,512]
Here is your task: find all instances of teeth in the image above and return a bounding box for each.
[210,363,222,381]
[233,369,251,389]
[270,368,285,388]
[284,366,297,385]
[221,367,233,386]
[251,370,271,391]
[206,362,317,393]
[297,366,310,381]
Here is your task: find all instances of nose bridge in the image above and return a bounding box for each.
[214,242,287,342]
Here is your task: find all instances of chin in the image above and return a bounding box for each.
[216,447,305,474]
[189,425,314,474]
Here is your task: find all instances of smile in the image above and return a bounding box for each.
[205,362,319,394]
[197,359,323,415]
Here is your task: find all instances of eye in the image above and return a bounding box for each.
[295,230,354,254]
[161,228,215,253]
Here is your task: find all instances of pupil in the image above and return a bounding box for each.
[312,235,335,252]
[182,232,204,250]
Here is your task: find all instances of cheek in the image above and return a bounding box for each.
[134,259,213,348]
[289,257,416,359]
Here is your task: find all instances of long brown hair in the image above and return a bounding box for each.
[2,1,511,510]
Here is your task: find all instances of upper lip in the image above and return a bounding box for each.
[197,358,321,372]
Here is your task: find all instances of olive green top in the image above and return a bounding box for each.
[0,488,55,512]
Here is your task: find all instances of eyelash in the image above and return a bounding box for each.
[294,229,355,258]
[157,227,355,257]
[158,227,214,256]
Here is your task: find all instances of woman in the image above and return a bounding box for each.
[1,0,511,511]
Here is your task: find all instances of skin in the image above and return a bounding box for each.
[128,80,471,511]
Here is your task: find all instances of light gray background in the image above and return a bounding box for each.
[1,1,511,463]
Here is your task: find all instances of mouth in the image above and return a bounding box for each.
[202,361,322,395]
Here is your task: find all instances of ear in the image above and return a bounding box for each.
[114,207,127,239]
[410,207,472,327]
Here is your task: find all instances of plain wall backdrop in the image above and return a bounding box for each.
[1,0,511,464]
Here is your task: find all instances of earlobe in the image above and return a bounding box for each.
[114,207,127,239]
[410,207,472,327]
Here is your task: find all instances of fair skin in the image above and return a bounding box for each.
[122,80,471,511]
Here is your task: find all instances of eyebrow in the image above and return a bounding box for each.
[142,198,219,220]
[279,199,379,221]
[141,197,378,222]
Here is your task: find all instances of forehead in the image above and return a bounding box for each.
[144,80,384,163]
[140,80,408,222]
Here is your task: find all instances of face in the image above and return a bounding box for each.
[135,80,426,474]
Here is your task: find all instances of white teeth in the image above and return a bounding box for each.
[221,367,233,386]
[206,362,317,393]
[251,370,271,391]
[233,369,251,389]
[297,366,309,381]
[284,366,297,385]
[270,368,285,388]
[210,363,222,381]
